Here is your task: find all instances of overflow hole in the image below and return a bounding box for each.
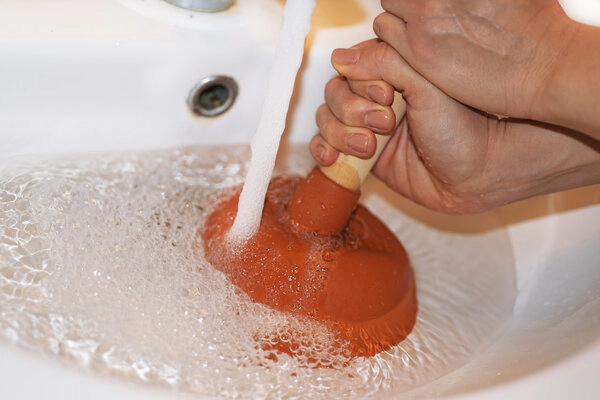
[187,76,238,117]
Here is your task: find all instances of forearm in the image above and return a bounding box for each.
[478,119,600,209]
[539,23,600,140]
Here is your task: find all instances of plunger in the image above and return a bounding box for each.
[203,94,417,358]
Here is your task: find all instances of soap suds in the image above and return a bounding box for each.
[0,145,516,398]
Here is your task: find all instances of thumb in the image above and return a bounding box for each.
[331,39,420,96]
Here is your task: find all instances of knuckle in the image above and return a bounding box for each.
[371,41,395,77]
[315,104,330,127]
[316,107,338,135]
[324,76,345,100]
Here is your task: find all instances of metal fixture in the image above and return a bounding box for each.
[187,75,238,117]
[163,0,234,12]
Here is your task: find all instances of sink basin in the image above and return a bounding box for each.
[1,0,599,399]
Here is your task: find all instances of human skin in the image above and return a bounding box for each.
[310,39,600,214]
[374,0,600,139]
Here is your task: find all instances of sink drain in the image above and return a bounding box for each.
[187,75,238,117]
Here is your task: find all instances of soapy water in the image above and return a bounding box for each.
[0,145,515,399]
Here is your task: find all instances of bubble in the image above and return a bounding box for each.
[0,144,516,399]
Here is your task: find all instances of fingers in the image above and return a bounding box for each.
[380,0,410,21]
[311,39,436,167]
[325,76,396,133]
[330,41,389,82]
[314,102,378,160]
[330,38,423,98]
[347,79,395,106]
[309,133,339,166]
[373,12,412,66]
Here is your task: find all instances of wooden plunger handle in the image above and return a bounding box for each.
[287,92,406,234]
[319,92,407,192]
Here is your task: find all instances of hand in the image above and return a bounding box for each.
[374,0,577,123]
[311,39,600,213]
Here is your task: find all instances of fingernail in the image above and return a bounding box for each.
[367,85,387,104]
[365,110,391,131]
[332,48,359,66]
[345,134,369,154]
[313,144,326,162]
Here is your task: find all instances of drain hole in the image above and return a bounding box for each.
[188,76,238,117]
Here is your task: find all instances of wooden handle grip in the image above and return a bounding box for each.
[319,92,407,191]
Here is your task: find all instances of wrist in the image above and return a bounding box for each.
[476,120,600,209]
[535,22,600,139]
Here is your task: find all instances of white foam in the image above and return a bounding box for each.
[0,145,516,398]
[227,0,317,242]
